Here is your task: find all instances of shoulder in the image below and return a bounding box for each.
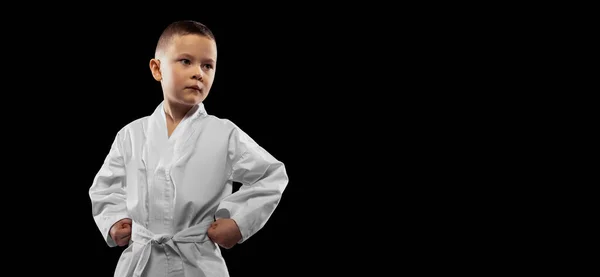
[122,116,149,132]
[202,114,257,144]
[114,116,150,141]
[207,115,260,148]
[202,114,243,134]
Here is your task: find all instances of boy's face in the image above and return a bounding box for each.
[150,34,217,106]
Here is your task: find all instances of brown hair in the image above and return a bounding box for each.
[155,20,216,56]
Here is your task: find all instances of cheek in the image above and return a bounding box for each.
[203,78,214,88]
[164,72,184,89]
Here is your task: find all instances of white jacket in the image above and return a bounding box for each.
[89,101,289,277]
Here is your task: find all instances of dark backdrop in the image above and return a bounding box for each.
[73,15,326,276]
[2,8,443,276]
[18,13,362,276]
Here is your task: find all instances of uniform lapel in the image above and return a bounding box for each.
[172,103,207,166]
[142,102,170,173]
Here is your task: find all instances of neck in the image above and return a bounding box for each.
[163,99,194,124]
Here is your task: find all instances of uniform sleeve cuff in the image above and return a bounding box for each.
[101,214,130,247]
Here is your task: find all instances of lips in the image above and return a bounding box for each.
[187,85,202,91]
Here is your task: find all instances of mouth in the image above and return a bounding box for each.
[186,86,202,92]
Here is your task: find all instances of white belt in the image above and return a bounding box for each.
[130,219,214,277]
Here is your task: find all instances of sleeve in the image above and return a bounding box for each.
[215,127,289,244]
[88,130,130,247]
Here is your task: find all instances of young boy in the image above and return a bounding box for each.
[89,20,289,277]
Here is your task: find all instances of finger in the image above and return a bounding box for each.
[118,234,131,242]
[117,224,132,232]
[207,230,217,241]
[121,218,132,225]
[117,236,130,246]
[117,233,130,241]
[116,227,130,234]
[116,229,131,239]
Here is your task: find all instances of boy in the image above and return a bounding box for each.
[89,20,289,277]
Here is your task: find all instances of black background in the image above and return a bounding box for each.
[79,16,343,276]
[1,4,564,276]
[2,7,479,276]
[2,11,399,276]
[79,17,320,276]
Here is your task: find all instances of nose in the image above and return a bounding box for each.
[192,66,204,81]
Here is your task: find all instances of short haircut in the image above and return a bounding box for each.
[155,20,216,57]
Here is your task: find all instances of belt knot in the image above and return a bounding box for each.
[151,234,173,244]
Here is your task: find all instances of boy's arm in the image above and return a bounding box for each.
[215,127,289,244]
[89,131,130,247]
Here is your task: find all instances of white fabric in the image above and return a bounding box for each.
[89,101,289,276]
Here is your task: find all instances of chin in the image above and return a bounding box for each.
[183,97,204,106]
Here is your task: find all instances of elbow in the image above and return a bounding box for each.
[271,162,289,194]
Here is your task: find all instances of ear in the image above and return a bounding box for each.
[149,58,162,81]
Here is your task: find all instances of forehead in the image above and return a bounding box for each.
[166,34,217,59]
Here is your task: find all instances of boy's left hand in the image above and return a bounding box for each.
[207,218,242,249]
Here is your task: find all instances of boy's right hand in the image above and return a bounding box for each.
[110,218,132,246]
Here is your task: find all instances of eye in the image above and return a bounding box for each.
[180,59,191,65]
[202,64,214,70]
